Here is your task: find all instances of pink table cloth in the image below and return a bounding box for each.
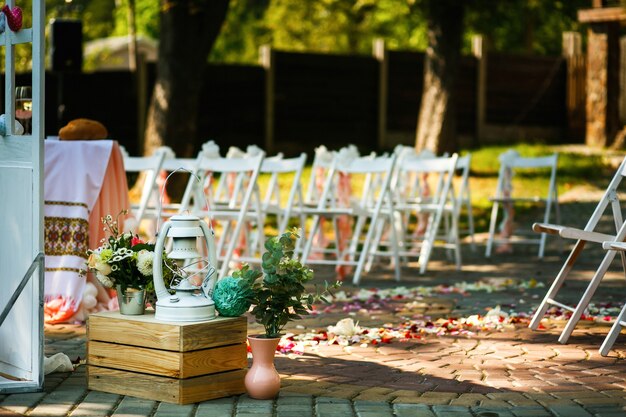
[43,140,130,323]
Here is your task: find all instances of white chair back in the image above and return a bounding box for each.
[183,152,266,277]
[122,146,172,226]
[485,152,559,258]
[392,153,461,274]
[260,153,307,235]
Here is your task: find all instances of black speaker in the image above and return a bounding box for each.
[50,19,83,73]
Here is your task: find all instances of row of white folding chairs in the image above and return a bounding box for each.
[122,144,468,283]
[298,150,465,283]
[121,144,308,278]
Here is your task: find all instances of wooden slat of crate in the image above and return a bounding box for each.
[87,366,246,404]
[88,311,247,351]
[88,340,247,378]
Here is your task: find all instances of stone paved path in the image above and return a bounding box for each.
[3,198,626,416]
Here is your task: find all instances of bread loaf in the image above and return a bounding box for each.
[59,118,108,140]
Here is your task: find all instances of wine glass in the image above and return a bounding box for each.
[15,86,32,135]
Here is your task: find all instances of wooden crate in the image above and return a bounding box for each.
[87,310,247,404]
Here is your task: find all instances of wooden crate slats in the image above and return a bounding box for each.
[87,367,246,404]
[181,318,247,352]
[87,311,246,351]
[88,340,247,378]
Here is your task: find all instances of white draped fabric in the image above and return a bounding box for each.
[43,140,129,323]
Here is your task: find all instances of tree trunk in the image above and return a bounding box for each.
[415,0,464,155]
[144,0,230,157]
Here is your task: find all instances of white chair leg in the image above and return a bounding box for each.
[216,220,231,258]
[365,218,382,273]
[559,249,618,344]
[353,216,379,286]
[388,213,401,281]
[301,216,321,264]
[485,201,500,257]
[529,240,586,330]
[538,195,554,258]
[350,216,366,253]
[418,213,439,275]
[538,232,547,259]
[220,220,246,278]
[452,215,462,271]
[466,197,476,252]
[332,217,342,259]
[600,304,626,356]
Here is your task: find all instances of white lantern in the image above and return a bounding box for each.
[152,214,218,322]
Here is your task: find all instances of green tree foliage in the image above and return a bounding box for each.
[207,0,589,64]
[208,0,429,62]
[7,1,590,70]
[111,0,159,40]
[465,0,589,56]
[209,0,271,63]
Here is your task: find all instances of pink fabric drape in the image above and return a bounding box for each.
[86,142,132,315]
[335,172,353,280]
[308,166,330,258]
[309,166,354,280]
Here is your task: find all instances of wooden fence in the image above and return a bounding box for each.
[5,37,580,156]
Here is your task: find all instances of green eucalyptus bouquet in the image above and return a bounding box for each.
[213,229,339,338]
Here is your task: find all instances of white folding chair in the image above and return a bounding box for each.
[391,153,461,274]
[485,151,560,258]
[181,151,265,277]
[260,153,307,236]
[295,145,339,258]
[529,156,626,345]
[300,153,400,285]
[121,146,172,232]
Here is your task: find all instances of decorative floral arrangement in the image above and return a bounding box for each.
[84,211,172,293]
[213,229,340,338]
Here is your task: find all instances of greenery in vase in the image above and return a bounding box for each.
[249,229,340,338]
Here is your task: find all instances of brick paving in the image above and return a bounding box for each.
[3,197,626,416]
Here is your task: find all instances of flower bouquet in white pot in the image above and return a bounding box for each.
[84,211,173,315]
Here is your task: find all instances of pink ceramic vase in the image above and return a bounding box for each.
[245,335,281,399]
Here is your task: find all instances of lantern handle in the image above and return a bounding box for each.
[155,167,213,237]
[153,220,172,301]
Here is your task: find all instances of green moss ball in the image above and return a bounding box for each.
[213,276,253,317]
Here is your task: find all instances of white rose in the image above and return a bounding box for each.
[136,250,154,277]
[94,260,112,276]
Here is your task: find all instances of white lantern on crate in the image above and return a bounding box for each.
[152,214,218,322]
